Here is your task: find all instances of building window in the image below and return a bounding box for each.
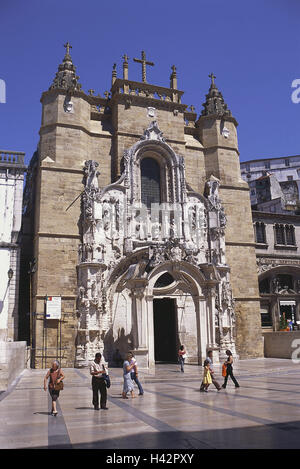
[265,161,270,169]
[255,222,266,244]
[274,224,285,245]
[141,157,161,208]
[285,159,290,167]
[261,308,272,327]
[154,272,174,288]
[274,224,296,246]
[287,175,294,181]
[285,225,296,245]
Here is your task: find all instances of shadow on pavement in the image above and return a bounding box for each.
[28,419,300,449]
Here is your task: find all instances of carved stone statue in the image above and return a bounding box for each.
[84,160,100,190]
[206,176,221,211]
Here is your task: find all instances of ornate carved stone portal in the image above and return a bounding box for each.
[75,121,237,367]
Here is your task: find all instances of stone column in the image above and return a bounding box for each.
[128,279,148,350]
[199,300,207,362]
[204,285,219,363]
[145,294,155,368]
[270,297,277,331]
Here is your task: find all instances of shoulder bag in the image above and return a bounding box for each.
[54,370,64,391]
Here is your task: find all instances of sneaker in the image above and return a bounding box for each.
[94,406,100,410]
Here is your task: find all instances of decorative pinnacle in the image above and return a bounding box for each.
[104,91,110,99]
[209,73,216,86]
[133,51,154,83]
[190,105,195,112]
[49,42,82,92]
[88,89,95,96]
[122,54,129,64]
[170,64,178,89]
[112,63,117,85]
[201,74,232,118]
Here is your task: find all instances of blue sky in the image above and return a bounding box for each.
[1,0,300,165]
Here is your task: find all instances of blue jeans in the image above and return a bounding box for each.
[179,357,185,372]
[130,372,144,394]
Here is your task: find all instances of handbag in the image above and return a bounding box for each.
[103,374,111,388]
[54,371,64,391]
[222,363,227,377]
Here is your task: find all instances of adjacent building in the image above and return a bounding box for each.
[241,155,300,213]
[241,155,300,332]
[0,150,26,341]
[0,150,27,390]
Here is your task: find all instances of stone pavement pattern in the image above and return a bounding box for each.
[1,358,300,449]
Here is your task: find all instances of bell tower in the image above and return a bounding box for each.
[197,74,263,358]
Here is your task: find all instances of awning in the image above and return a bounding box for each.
[280,300,296,306]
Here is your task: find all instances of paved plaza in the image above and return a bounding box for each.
[1,358,300,449]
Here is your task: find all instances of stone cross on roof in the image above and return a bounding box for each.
[64,41,72,56]
[133,51,154,83]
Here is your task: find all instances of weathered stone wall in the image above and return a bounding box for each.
[263,331,300,359]
[0,341,26,391]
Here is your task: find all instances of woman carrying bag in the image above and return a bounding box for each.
[222,350,240,389]
[44,360,65,416]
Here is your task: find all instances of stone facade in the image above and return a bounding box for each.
[22,46,263,368]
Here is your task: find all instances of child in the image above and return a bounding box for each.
[203,359,212,392]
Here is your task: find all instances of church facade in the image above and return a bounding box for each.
[22,45,263,368]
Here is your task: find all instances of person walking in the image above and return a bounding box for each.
[129,352,144,396]
[200,350,221,391]
[222,350,240,389]
[122,352,136,399]
[178,344,187,373]
[202,359,212,392]
[90,352,109,410]
[43,360,65,416]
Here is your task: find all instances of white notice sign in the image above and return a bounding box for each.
[46,296,61,319]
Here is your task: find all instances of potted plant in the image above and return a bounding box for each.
[279,313,288,331]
